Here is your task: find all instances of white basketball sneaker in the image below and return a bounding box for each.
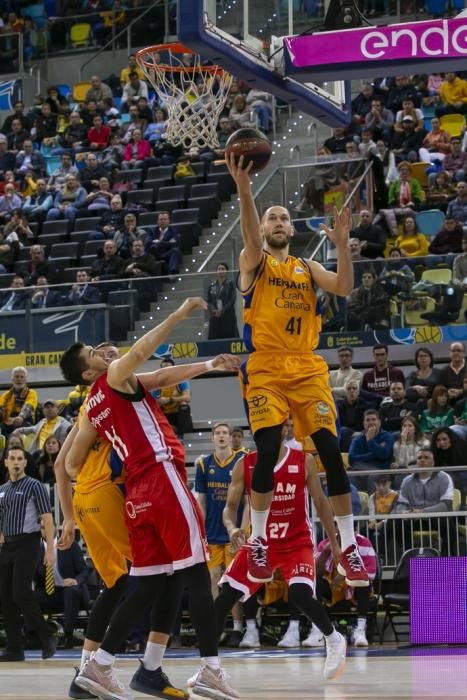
[239,626,260,648]
[352,627,369,647]
[324,631,347,680]
[277,624,300,648]
[302,625,325,648]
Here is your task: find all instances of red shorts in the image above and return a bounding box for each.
[125,461,208,575]
[220,542,315,602]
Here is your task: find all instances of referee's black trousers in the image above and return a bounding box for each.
[0,534,53,652]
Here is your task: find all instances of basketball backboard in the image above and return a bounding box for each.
[176,0,352,127]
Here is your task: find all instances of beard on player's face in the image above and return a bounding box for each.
[264,231,290,249]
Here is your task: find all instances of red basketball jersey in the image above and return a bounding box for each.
[86,373,186,487]
[243,448,313,550]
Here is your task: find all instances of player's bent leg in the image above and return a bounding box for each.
[311,429,368,587]
[288,583,346,681]
[248,425,283,584]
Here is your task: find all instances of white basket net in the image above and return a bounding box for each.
[136,44,233,150]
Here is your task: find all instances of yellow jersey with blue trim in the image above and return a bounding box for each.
[240,252,321,353]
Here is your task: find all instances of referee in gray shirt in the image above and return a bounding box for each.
[0,445,57,661]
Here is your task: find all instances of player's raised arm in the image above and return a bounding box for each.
[106,297,207,390]
[139,354,242,391]
[226,153,263,275]
[65,413,98,480]
[55,424,78,549]
[308,207,354,297]
[223,458,248,551]
[305,454,340,559]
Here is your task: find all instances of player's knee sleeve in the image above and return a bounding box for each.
[252,426,283,493]
[289,583,333,636]
[86,573,128,643]
[312,428,350,497]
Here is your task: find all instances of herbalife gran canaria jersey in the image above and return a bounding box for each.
[239,252,322,354]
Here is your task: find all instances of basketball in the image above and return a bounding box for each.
[414,326,442,344]
[172,342,199,359]
[224,128,272,173]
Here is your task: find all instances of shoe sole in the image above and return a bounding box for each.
[75,676,130,700]
[246,572,273,583]
[129,678,189,699]
[191,684,238,700]
[324,639,347,681]
[336,564,370,586]
[69,684,98,700]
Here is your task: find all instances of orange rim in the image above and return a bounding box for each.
[136,43,227,75]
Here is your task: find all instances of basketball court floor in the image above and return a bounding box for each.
[1,647,466,699]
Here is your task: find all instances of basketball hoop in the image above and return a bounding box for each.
[136,43,233,150]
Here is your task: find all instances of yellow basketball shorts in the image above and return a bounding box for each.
[207,543,234,570]
[73,482,131,588]
[241,352,337,438]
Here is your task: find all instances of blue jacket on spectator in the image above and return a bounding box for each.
[348,429,394,470]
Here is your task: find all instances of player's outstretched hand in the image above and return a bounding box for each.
[319,206,352,248]
[226,152,254,190]
[57,518,76,550]
[212,354,242,372]
[229,527,247,553]
[175,297,208,320]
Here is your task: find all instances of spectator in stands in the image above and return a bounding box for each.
[0,133,15,176]
[362,344,405,399]
[312,530,377,648]
[79,153,108,193]
[419,384,455,433]
[87,114,111,152]
[454,376,467,424]
[153,357,193,438]
[446,181,467,225]
[0,183,22,222]
[441,137,467,183]
[440,342,466,403]
[45,86,69,116]
[346,270,391,331]
[144,107,167,147]
[246,88,272,133]
[435,72,467,117]
[85,75,113,107]
[120,53,145,85]
[121,105,147,145]
[351,83,377,122]
[379,381,418,433]
[121,238,159,309]
[405,347,442,403]
[378,247,415,296]
[0,366,38,437]
[206,262,239,339]
[6,117,30,154]
[15,138,45,179]
[0,170,20,195]
[62,384,90,422]
[329,346,362,401]
[229,94,255,129]
[336,379,367,451]
[390,116,426,163]
[144,211,182,276]
[426,172,457,211]
[2,210,33,247]
[48,153,79,193]
[58,111,88,154]
[348,408,394,491]
[1,100,30,134]
[349,238,370,284]
[452,232,467,290]
[30,275,64,309]
[0,274,27,312]
[394,215,429,258]
[374,162,425,237]
[431,427,467,507]
[34,435,61,485]
[121,128,152,170]
[419,117,451,164]
[0,222,20,272]
[364,98,394,143]
[114,212,145,258]
[368,474,398,561]
[350,209,386,259]
[46,174,87,231]
[79,100,102,130]
[33,103,58,144]
[67,269,102,306]
[394,98,424,132]
[429,216,463,255]
[323,127,352,154]
[84,176,113,212]
[121,72,149,112]
[387,76,420,114]
[90,239,125,281]
[21,245,49,285]
[295,146,339,214]
[393,415,430,471]
[91,193,126,241]
[34,528,90,649]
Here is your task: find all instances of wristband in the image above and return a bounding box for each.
[205,359,215,372]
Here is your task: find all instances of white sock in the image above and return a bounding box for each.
[335,514,357,551]
[94,648,115,666]
[246,619,257,631]
[287,619,299,632]
[357,618,367,631]
[143,641,166,671]
[233,619,243,633]
[205,656,220,670]
[250,507,270,540]
[80,648,92,671]
[325,629,340,644]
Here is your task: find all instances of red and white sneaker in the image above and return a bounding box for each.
[246,537,273,583]
[337,544,369,587]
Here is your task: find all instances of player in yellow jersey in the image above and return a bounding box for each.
[226,154,368,589]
